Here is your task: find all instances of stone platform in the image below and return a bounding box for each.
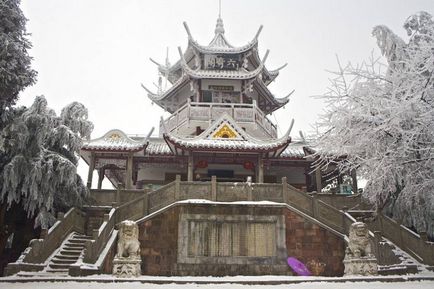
[1,274,434,285]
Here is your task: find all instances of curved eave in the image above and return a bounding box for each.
[81,129,152,153]
[163,121,292,156]
[254,78,290,114]
[164,134,291,156]
[182,62,264,80]
[81,145,147,153]
[147,74,190,103]
[188,37,258,54]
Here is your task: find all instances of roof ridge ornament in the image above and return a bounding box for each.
[215,0,224,34]
[215,17,225,35]
[183,22,193,39]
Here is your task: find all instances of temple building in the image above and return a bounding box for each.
[81,16,331,193]
[6,13,429,279]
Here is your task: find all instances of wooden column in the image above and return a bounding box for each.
[97,168,105,189]
[86,152,95,189]
[257,155,264,183]
[351,169,358,193]
[125,154,133,189]
[315,167,322,193]
[187,154,194,181]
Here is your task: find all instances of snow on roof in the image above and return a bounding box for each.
[82,129,148,152]
[185,17,261,54]
[183,66,263,80]
[163,113,293,155]
[280,141,308,159]
[146,139,172,155]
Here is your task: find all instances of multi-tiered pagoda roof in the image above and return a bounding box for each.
[143,17,292,115]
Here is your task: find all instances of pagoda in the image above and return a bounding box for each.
[6,13,429,280]
[80,16,324,193]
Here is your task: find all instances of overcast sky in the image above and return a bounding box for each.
[18,0,433,139]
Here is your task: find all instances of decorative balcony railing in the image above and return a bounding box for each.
[161,100,277,138]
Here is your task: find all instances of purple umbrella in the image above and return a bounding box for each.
[287,257,311,276]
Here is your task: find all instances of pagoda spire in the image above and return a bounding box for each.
[215,16,225,35]
[215,0,224,34]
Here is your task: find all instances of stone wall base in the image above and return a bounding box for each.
[344,257,378,276]
[175,263,291,276]
[113,258,141,277]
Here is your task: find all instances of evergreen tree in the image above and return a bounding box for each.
[0,1,93,273]
[0,0,37,125]
[314,12,434,237]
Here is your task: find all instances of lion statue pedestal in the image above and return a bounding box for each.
[113,220,141,277]
[344,222,378,276]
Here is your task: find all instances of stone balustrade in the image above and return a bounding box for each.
[5,208,86,275]
[160,101,277,138]
[8,177,433,276]
[111,176,434,266]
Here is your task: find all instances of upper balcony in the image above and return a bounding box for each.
[160,100,277,138]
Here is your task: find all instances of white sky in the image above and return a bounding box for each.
[18,0,434,137]
[16,0,433,187]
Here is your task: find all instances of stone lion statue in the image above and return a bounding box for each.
[346,222,372,258]
[116,220,140,259]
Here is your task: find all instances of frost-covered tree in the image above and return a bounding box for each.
[314,12,434,237]
[1,96,93,228]
[0,0,37,124]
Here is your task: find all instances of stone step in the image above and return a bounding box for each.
[16,271,68,277]
[64,242,86,248]
[72,234,92,239]
[54,254,79,260]
[48,263,71,269]
[45,269,69,275]
[68,238,88,244]
[62,247,83,252]
[50,258,77,264]
[59,250,82,257]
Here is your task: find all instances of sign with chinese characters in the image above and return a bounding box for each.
[204,54,240,70]
[208,85,234,91]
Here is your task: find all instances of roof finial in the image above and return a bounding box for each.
[215,0,225,34]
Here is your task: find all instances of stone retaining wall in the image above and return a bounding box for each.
[137,203,345,276]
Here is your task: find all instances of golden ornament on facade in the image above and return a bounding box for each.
[212,124,238,139]
[109,133,122,140]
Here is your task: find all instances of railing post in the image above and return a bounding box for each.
[311,194,317,218]
[374,231,382,260]
[143,193,148,216]
[57,212,65,221]
[40,229,48,239]
[175,174,181,200]
[92,229,99,240]
[116,187,121,204]
[397,218,404,248]
[247,183,253,201]
[341,209,350,234]
[282,177,288,204]
[211,176,217,201]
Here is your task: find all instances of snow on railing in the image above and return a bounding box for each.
[160,101,277,138]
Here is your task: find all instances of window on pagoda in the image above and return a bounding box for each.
[201,85,240,104]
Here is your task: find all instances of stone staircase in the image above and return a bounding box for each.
[46,232,91,274]
[16,232,91,277]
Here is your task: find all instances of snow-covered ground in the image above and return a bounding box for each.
[1,281,434,289]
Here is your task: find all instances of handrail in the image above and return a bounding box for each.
[160,101,277,138]
[115,180,177,224]
[14,207,85,264]
[82,208,116,264]
[372,213,434,265]
[84,178,433,267]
